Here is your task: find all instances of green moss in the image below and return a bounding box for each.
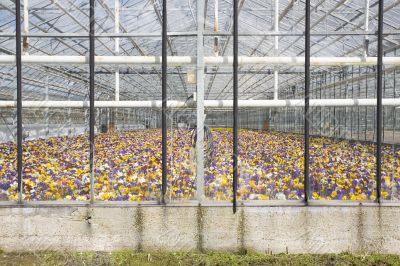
[1,251,400,266]
[196,205,205,252]
[134,206,144,252]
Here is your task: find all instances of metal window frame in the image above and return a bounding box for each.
[6,0,396,207]
[89,0,95,203]
[15,0,23,204]
[2,200,400,208]
[196,0,205,202]
[161,0,168,204]
[232,0,239,214]
[376,0,384,203]
[304,0,311,203]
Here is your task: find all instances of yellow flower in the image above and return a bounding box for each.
[220,176,229,187]
[99,192,111,200]
[382,191,389,199]
[259,194,269,200]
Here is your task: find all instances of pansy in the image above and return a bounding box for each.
[0,129,399,201]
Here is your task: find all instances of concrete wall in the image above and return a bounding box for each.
[0,206,399,253]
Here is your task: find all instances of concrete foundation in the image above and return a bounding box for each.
[0,205,399,253]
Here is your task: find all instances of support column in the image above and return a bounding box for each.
[123,109,126,129]
[233,0,239,213]
[161,0,168,204]
[89,0,95,203]
[115,0,120,101]
[16,0,23,204]
[304,0,311,203]
[376,0,384,203]
[113,0,120,132]
[23,0,29,55]
[196,0,205,202]
[68,88,72,134]
[273,0,279,100]
[364,0,370,58]
[45,75,49,137]
[213,0,219,56]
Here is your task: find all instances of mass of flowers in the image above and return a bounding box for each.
[0,129,399,201]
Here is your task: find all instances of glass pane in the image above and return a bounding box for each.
[236,0,305,201]
[310,66,377,200]
[22,64,89,201]
[204,67,233,201]
[94,63,162,201]
[0,33,17,202]
[238,107,305,200]
[166,65,197,201]
[381,57,400,200]
[0,106,17,201]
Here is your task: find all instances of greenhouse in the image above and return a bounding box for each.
[0,0,400,256]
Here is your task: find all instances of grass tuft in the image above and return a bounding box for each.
[1,251,400,266]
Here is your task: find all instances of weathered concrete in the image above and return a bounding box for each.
[0,206,399,253]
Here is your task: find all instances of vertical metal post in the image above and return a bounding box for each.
[196,0,205,202]
[45,75,49,137]
[161,0,168,204]
[343,70,347,138]
[339,72,343,137]
[16,0,23,204]
[392,52,397,199]
[67,88,72,134]
[114,0,120,130]
[233,0,239,213]
[89,0,95,203]
[383,55,386,142]
[333,75,337,138]
[128,109,131,128]
[358,66,361,140]
[364,67,368,141]
[304,0,311,203]
[318,73,326,135]
[115,0,120,102]
[376,0,384,203]
[351,66,354,140]
[213,0,219,56]
[123,109,126,129]
[23,0,29,55]
[328,73,332,137]
[273,0,279,100]
[364,0,370,58]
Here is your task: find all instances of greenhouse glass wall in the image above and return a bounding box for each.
[0,0,399,208]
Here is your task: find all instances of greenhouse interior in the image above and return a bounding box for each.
[0,0,399,206]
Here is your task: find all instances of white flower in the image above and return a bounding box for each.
[275,192,287,200]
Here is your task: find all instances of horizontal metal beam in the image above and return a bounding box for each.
[66,70,328,75]
[204,99,400,107]
[1,55,400,66]
[1,98,399,108]
[1,30,400,38]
